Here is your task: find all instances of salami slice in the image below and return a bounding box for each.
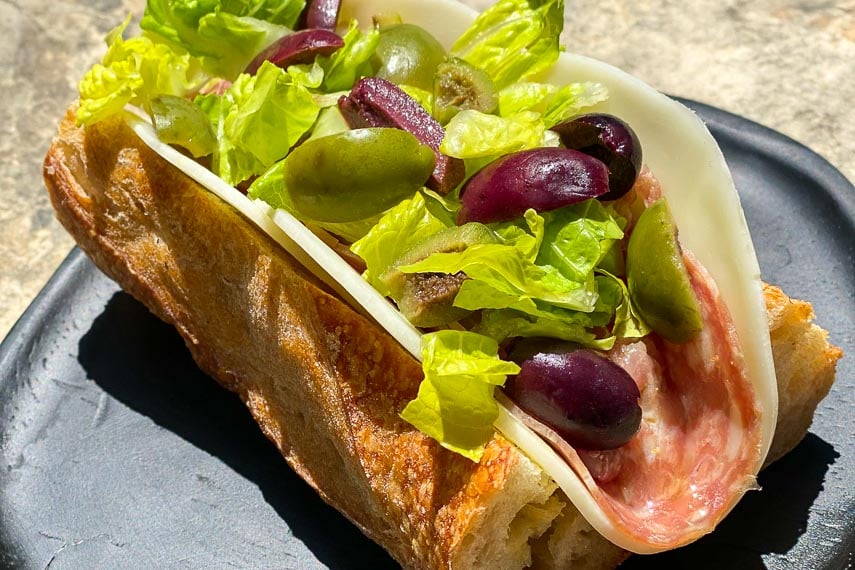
[503,252,763,548]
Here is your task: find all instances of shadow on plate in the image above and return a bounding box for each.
[78,291,397,569]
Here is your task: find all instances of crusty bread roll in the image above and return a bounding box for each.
[43,105,840,569]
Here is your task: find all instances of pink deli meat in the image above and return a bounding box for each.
[503,252,763,549]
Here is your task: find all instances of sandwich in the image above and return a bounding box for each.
[42,0,842,567]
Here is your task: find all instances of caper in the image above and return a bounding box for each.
[282,128,435,223]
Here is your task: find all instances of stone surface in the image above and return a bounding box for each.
[1,0,853,341]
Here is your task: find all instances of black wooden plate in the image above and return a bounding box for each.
[1,101,853,569]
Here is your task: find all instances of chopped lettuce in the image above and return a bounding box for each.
[400,242,598,313]
[350,193,450,296]
[543,82,609,126]
[307,106,351,140]
[400,331,520,461]
[497,82,556,117]
[440,110,558,160]
[451,0,564,89]
[247,159,293,210]
[498,81,608,126]
[77,17,201,125]
[197,60,322,185]
[398,203,624,316]
[141,0,302,78]
[491,209,545,260]
[475,308,613,350]
[596,272,651,340]
[399,85,434,113]
[537,200,625,283]
[319,20,380,92]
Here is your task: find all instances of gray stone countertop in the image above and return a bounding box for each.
[1,0,853,341]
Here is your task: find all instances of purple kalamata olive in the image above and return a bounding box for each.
[245,29,344,75]
[504,342,642,450]
[550,114,642,200]
[299,0,341,31]
[339,77,464,195]
[456,148,610,224]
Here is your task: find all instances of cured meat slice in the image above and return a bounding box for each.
[503,252,763,549]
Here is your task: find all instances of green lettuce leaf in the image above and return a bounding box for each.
[491,209,545,261]
[141,0,301,78]
[350,193,450,296]
[596,272,651,340]
[197,60,322,185]
[451,0,564,89]
[399,84,435,113]
[475,308,613,349]
[537,200,624,283]
[400,331,520,461]
[77,17,201,125]
[247,159,292,209]
[319,20,380,92]
[400,242,597,312]
[307,106,351,140]
[497,82,555,116]
[440,110,558,159]
[543,82,609,126]
[498,81,608,126]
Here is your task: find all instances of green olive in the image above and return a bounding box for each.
[626,199,703,343]
[433,58,498,125]
[149,95,216,158]
[282,128,435,223]
[373,24,447,91]
[380,223,498,326]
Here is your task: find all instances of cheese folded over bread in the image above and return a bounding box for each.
[43,106,841,569]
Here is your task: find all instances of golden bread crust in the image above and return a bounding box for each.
[44,106,545,568]
[763,284,842,464]
[43,105,841,569]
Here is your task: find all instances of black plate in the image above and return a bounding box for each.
[1,101,853,569]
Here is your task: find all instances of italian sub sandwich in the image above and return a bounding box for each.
[42,0,842,567]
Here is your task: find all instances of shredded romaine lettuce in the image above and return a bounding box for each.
[399,242,597,313]
[543,82,609,126]
[196,60,322,185]
[318,20,380,92]
[596,272,651,340]
[537,200,625,283]
[77,17,202,125]
[440,110,557,160]
[498,81,608,125]
[350,193,450,296]
[400,331,520,461]
[141,0,302,78]
[474,308,612,349]
[451,0,564,89]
